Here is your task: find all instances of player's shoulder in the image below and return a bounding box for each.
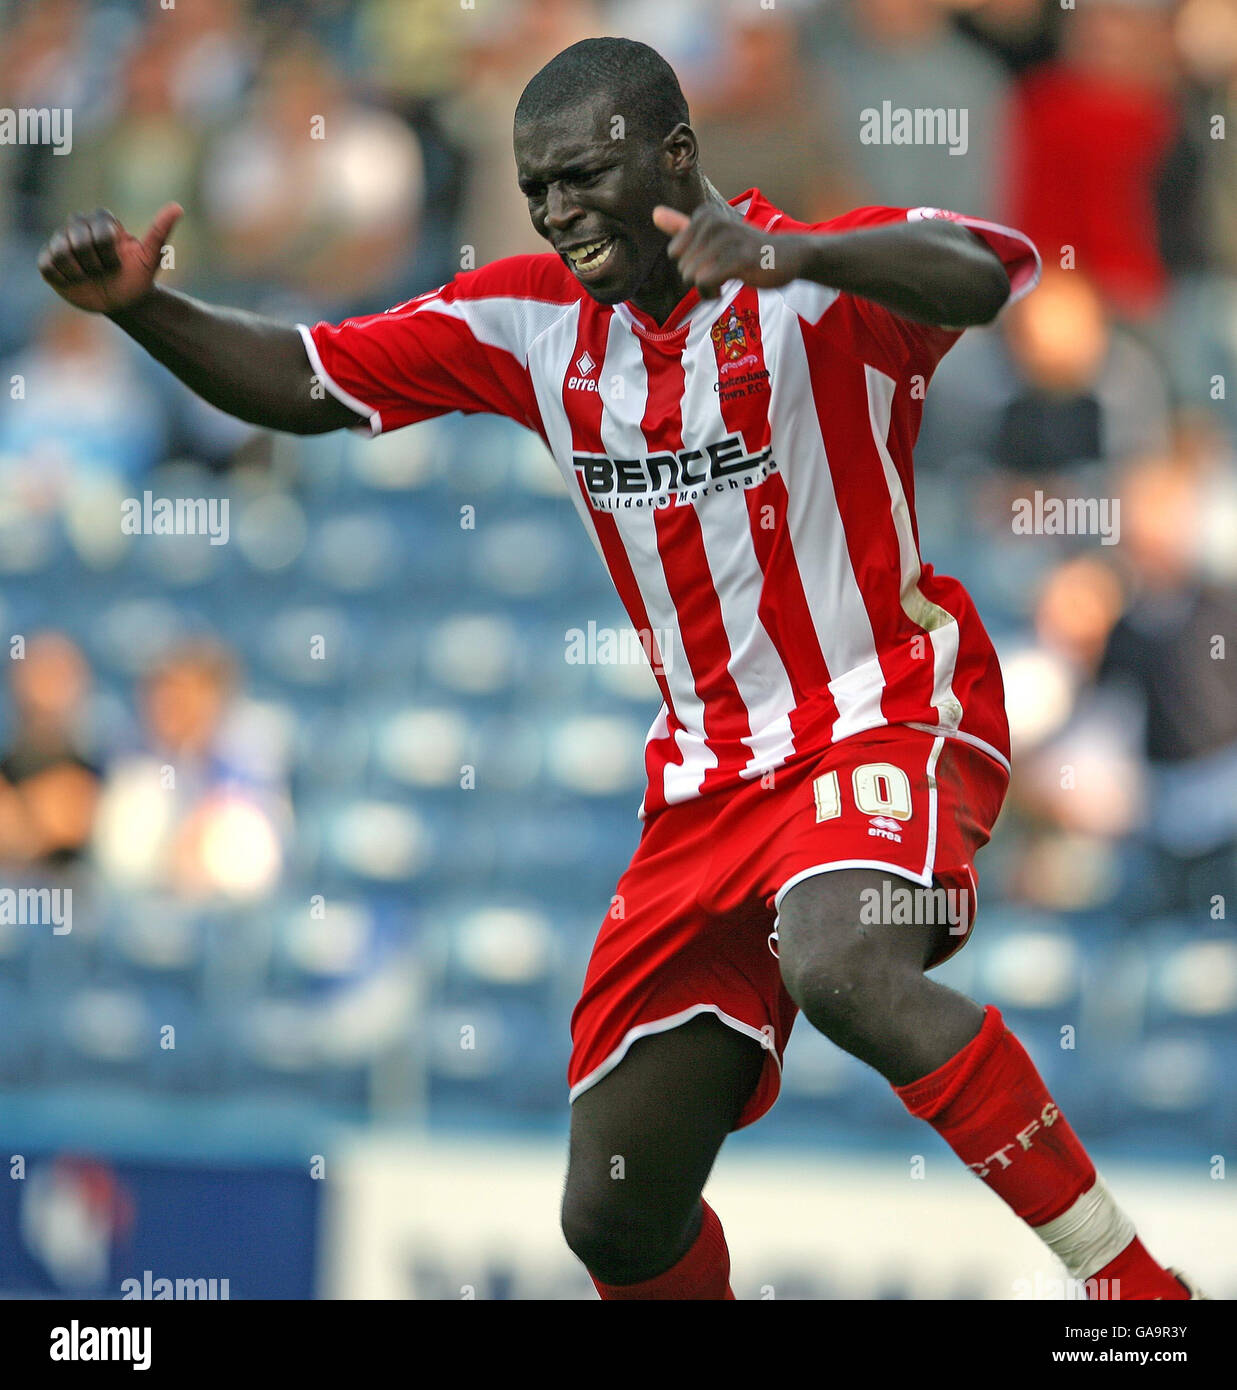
[800,204,921,236]
[736,188,914,236]
[435,251,584,308]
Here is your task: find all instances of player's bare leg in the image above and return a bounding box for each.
[561,1013,764,1295]
[776,868,1193,1300]
[775,868,981,1082]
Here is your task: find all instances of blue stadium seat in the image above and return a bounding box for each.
[1104,1030,1225,1151]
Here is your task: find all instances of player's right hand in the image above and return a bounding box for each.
[37,202,183,315]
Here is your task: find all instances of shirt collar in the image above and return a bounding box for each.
[614,188,778,339]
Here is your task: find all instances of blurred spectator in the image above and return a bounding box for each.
[1007,0,1180,321]
[91,642,288,901]
[50,35,207,284]
[200,35,423,314]
[914,269,1169,509]
[353,0,466,105]
[950,0,1062,75]
[995,269,1170,475]
[0,305,166,505]
[0,633,101,868]
[0,0,130,352]
[1172,408,1237,583]
[999,557,1142,910]
[145,0,255,125]
[1096,457,1237,914]
[966,418,1237,918]
[598,0,726,84]
[1158,0,1237,434]
[685,4,859,219]
[807,0,1012,218]
[1102,457,1237,756]
[438,0,601,265]
[0,0,116,236]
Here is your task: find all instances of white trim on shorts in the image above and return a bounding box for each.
[568,1003,779,1106]
[773,857,933,914]
[902,722,1012,775]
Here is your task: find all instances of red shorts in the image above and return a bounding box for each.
[568,724,1010,1130]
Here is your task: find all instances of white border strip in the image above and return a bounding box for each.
[921,735,944,882]
[902,723,1011,775]
[297,323,383,436]
[568,1003,779,1105]
[773,858,934,914]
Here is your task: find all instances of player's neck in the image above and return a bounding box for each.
[630,178,734,328]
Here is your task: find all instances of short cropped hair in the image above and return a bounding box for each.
[515,37,690,145]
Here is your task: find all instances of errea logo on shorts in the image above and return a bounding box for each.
[567,351,598,392]
[867,816,904,843]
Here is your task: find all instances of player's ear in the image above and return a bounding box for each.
[662,123,698,175]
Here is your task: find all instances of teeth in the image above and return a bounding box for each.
[567,238,612,269]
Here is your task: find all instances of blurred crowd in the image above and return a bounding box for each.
[0,0,1235,1131]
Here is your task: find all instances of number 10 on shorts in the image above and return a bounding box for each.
[813,763,914,823]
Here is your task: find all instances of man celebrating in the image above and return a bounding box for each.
[38,37,1198,1301]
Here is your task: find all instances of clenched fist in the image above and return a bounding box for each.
[37,202,183,315]
[652,203,809,300]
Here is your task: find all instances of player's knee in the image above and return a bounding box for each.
[781,948,868,1041]
[560,1186,694,1282]
[779,930,906,1048]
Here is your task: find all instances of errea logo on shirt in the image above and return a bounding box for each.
[567,351,598,392]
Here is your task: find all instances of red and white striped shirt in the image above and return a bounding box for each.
[301,190,1041,816]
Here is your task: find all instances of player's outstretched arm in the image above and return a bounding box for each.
[653,204,1011,329]
[37,205,360,435]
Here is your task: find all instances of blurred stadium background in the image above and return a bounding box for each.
[0,0,1235,1299]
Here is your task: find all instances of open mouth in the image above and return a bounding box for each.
[563,237,617,277]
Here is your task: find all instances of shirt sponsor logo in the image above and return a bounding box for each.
[572,432,779,510]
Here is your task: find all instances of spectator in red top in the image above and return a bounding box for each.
[1007,0,1180,321]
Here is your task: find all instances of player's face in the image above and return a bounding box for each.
[514,95,692,307]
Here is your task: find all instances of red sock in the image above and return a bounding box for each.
[894,1005,1186,1300]
[590,1199,735,1300]
[1091,1238,1188,1301]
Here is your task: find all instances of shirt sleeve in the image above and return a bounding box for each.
[789,204,1041,380]
[298,257,566,437]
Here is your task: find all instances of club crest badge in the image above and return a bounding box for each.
[711,306,759,364]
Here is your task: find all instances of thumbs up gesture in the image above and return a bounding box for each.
[37,202,184,315]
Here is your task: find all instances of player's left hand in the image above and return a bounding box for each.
[653,204,807,299]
